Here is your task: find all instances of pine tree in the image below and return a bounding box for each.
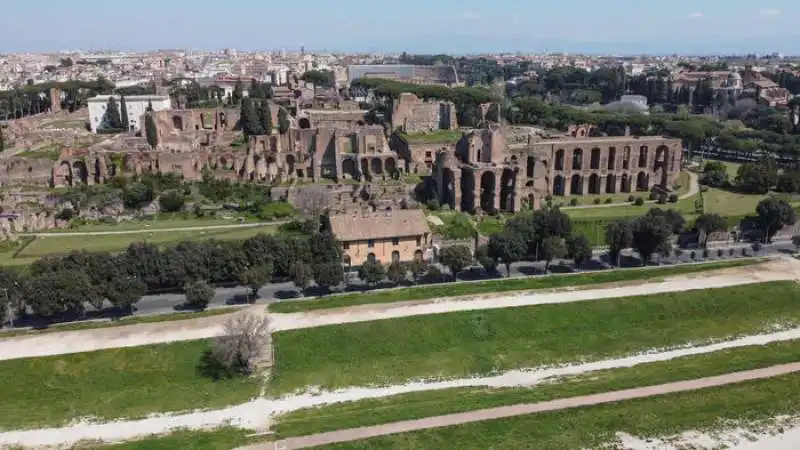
[240,97,262,137]
[278,108,290,135]
[259,101,273,136]
[146,100,154,112]
[103,97,123,131]
[145,113,158,148]
[120,96,130,131]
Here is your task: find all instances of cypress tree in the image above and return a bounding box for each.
[0,125,5,152]
[103,97,122,131]
[146,100,154,112]
[145,113,158,148]
[240,97,262,137]
[232,79,243,105]
[278,108,290,135]
[259,101,273,136]
[120,96,130,131]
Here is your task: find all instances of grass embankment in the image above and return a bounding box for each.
[0,340,259,430]
[274,338,800,437]
[80,427,259,450]
[269,258,764,313]
[321,374,800,449]
[0,307,238,339]
[269,280,800,394]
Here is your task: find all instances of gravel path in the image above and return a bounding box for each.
[245,362,800,449]
[2,329,799,448]
[0,258,797,361]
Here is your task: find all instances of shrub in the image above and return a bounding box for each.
[258,202,296,221]
[593,198,601,205]
[702,249,709,259]
[668,194,679,203]
[717,249,724,258]
[690,250,696,260]
[729,248,735,256]
[648,191,659,201]
[627,195,636,202]
[183,279,214,310]
[570,198,580,206]
[741,248,748,257]
[604,198,613,204]
[158,190,185,213]
[55,208,75,221]
[751,242,762,253]
[426,199,440,211]
[633,197,644,206]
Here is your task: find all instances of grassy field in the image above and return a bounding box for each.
[4,224,277,265]
[0,340,260,430]
[268,259,764,313]
[274,338,800,437]
[268,280,800,394]
[0,307,239,339]
[47,217,258,233]
[400,130,463,144]
[321,373,800,449]
[82,428,259,450]
[559,171,693,207]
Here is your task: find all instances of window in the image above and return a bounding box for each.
[343,242,350,250]
[425,151,432,158]
[392,238,399,246]
[416,236,422,246]
[367,239,375,248]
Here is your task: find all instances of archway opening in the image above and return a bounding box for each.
[480,171,497,213]
[526,156,535,178]
[460,168,476,212]
[553,175,565,196]
[360,159,371,181]
[590,148,601,170]
[72,161,88,185]
[636,172,649,191]
[500,169,516,212]
[570,174,583,195]
[588,173,601,194]
[621,174,631,193]
[572,148,583,171]
[371,158,383,175]
[172,115,184,131]
[555,150,565,171]
[342,158,358,179]
[606,174,616,194]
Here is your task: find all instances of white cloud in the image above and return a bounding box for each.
[758,8,781,17]
[460,11,481,20]
[687,12,703,19]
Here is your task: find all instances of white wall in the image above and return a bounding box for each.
[88,95,171,133]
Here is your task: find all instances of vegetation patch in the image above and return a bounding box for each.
[268,280,799,394]
[79,427,259,450]
[274,338,800,437]
[269,259,764,313]
[15,147,63,161]
[317,374,800,449]
[0,339,260,430]
[399,130,463,144]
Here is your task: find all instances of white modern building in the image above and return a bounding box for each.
[87,94,171,133]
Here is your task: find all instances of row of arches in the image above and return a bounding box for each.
[552,172,650,196]
[447,168,518,213]
[553,145,670,172]
[54,158,117,187]
[341,157,398,181]
[343,249,423,266]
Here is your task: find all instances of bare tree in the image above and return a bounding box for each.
[202,313,270,379]
[294,185,332,226]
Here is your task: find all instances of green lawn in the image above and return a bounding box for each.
[268,259,764,313]
[400,130,462,144]
[81,427,260,450]
[12,225,277,261]
[47,217,256,233]
[15,148,62,161]
[0,307,239,339]
[268,280,800,395]
[321,373,800,449]
[274,338,800,437]
[565,192,701,220]
[558,171,693,207]
[0,340,260,430]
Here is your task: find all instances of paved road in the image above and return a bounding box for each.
[242,362,800,450]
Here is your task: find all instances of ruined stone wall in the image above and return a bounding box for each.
[0,158,54,186]
[303,110,367,131]
[391,93,457,134]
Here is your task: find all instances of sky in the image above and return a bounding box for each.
[1,0,799,55]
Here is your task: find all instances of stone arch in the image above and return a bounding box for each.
[172,115,184,131]
[442,168,456,209]
[570,174,583,195]
[360,158,370,181]
[480,171,497,212]
[621,173,632,193]
[654,145,669,185]
[607,147,617,170]
[72,160,88,184]
[636,171,649,191]
[370,158,383,175]
[385,157,397,176]
[94,157,103,184]
[391,251,400,263]
[341,158,358,179]
[367,252,377,264]
[460,168,476,212]
[572,148,583,170]
[414,249,423,261]
[588,173,601,194]
[555,149,565,171]
[298,117,311,129]
[623,146,631,170]
[606,174,616,193]
[55,161,73,186]
[553,175,565,196]
[526,156,535,178]
[638,145,649,168]
[590,147,601,170]
[285,154,296,175]
[500,168,516,212]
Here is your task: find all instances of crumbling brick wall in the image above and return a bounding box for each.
[391,93,457,134]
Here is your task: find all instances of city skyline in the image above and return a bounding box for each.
[1,0,799,55]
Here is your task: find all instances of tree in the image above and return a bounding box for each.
[144,113,158,148]
[104,275,146,315]
[313,262,344,292]
[539,236,566,272]
[735,163,775,195]
[300,70,335,90]
[119,96,129,131]
[605,219,633,266]
[278,108,290,135]
[258,101,273,136]
[232,79,244,105]
[646,208,685,235]
[439,245,473,280]
[756,198,797,243]
[358,259,385,286]
[102,97,123,131]
[566,234,593,269]
[184,279,214,310]
[158,190,185,213]
[199,314,269,380]
[145,100,154,112]
[695,213,728,247]
[238,263,272,300]
[487,232,525,277]
[289,262,313,294]
[407,259,427,284]
[240,97,262,137]
[25,270,95,319]
[631,215,672,265]
[386,261,407,285]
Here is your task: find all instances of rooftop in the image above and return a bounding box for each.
[329,209,430,242]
